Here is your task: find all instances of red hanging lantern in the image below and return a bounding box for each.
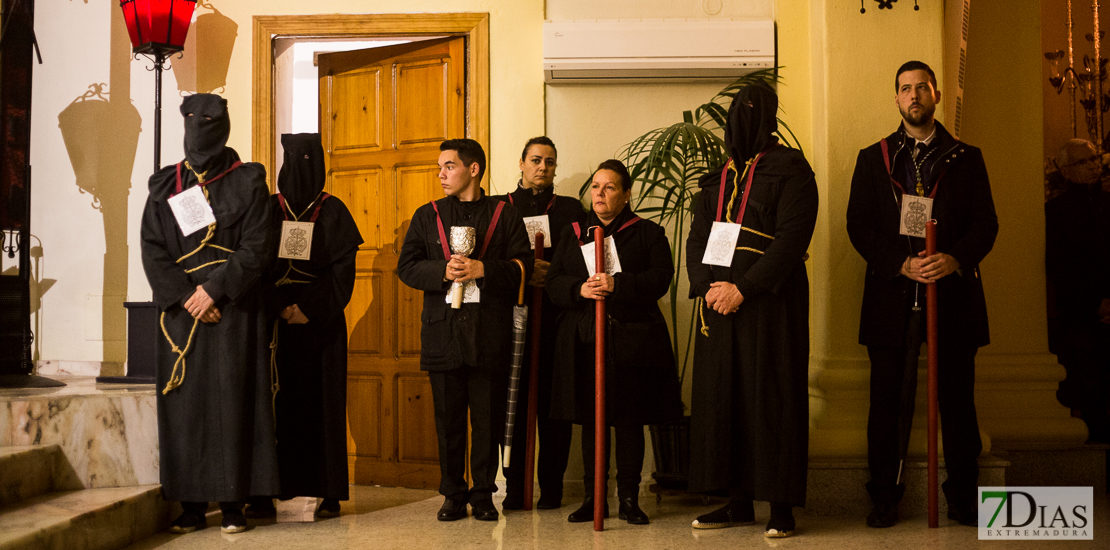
[119,0,197,56]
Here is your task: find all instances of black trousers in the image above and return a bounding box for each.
[502,360,573,498]
[866,311,982,507]
[429,364,508,503]
[580,423,645,499]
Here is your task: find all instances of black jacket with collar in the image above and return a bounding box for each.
[396,190,533,371]
[846,122,998,348]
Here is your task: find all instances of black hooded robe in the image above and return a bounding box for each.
[139,94,279,503]
[686,82,818,506]
[266,133,363,500]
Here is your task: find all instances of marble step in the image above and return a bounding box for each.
[0,485,170,550]
[0,445,63,508]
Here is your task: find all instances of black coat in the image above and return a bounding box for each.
[493,183,586,412]
[1045,182,1110,321]
[396,191,533,372]
[265,193,363,500]
[847,123,998,348]
[545,206,683,426]
[685,145,818,505]
[139,150,280,502]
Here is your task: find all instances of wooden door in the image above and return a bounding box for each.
[319,37,466,489]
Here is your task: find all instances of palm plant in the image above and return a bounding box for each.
[582,69,801,387]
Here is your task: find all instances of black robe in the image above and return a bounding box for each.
[140,149,279,503]
[265,133,363,500]
[546,206,683,426]
[685,146,818,506]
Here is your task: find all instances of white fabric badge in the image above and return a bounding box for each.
[279,221,314,260]
[444,280,481,304]
[522,215,552,249]
[702,222,742,267]
[899,195,934,238]
[581,236,622,276]
[167,185,216,237]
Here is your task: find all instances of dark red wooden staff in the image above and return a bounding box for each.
[522,232,544,511]
[593,227,607,531]
[926,220,939,528]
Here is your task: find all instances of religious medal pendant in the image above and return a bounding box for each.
[915,172,925,197]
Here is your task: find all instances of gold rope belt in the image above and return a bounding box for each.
[161,186,231,394]
[274,260,317,287]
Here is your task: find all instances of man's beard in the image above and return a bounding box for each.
[900,102,935,127]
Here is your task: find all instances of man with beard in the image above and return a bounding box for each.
[847,61,998,528]
[686,81,818,538]
[397,139,532,522]
[1046,138,1110,443]
[140,94,278,534]
[244,133,364,519]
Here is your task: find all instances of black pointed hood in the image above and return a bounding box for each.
[278,133,327,214]
[180,93,230,172]
[725,80,779,165]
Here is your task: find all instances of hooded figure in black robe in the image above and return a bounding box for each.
[685,81,818,536]
[139,93,278,532]
[257,133,363,516]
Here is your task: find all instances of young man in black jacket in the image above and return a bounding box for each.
[397,139,532,522]
[847,61,998,529]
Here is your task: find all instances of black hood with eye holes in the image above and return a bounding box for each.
[725,80,779,166]
[180,93,231,172]
[278,133,327,215]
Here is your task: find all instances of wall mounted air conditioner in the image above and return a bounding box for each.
[543,19,775,84]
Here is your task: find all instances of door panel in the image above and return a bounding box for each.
[320,36,466,489]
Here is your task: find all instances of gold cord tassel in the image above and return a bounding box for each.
[698,296,709,337]
[160,312,200,394]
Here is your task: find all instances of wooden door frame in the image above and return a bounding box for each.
[252,13,490,188]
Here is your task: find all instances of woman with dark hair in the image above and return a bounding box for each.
[686,80,818,538]
[495,137,584,510]
[546,159,683,525]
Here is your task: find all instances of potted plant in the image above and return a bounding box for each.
[583,69,802,489]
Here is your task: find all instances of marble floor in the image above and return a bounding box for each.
[123,487,1110,550]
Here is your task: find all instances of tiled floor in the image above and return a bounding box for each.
[123,486,1110,549]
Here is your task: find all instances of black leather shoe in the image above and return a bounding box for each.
[567,497,608,523]
[472,499,499,521]
[866,502,898,528]
[947,506,978,526]
[221,508,248,534]
[536,493,563,509]
[501,492,524,510]
[437,497,468,521]
[691,500,755,529]
[618,497,649,525]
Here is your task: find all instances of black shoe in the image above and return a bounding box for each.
[437,496,468,521]
[502,492,525,510]
[315,498,341,518]
[536,493,563,509]
[221,508,247,534]
[618,497,649,525]
[168,510,206,534]
[866,502,898,528]
[472,499,499,521]
[764,503,795,538]
[947,505,978,527]
[567,497,609,523]
[244,499,276,519]
[691,500,755,529]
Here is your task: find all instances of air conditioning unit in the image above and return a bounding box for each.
[543,19,775,84]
